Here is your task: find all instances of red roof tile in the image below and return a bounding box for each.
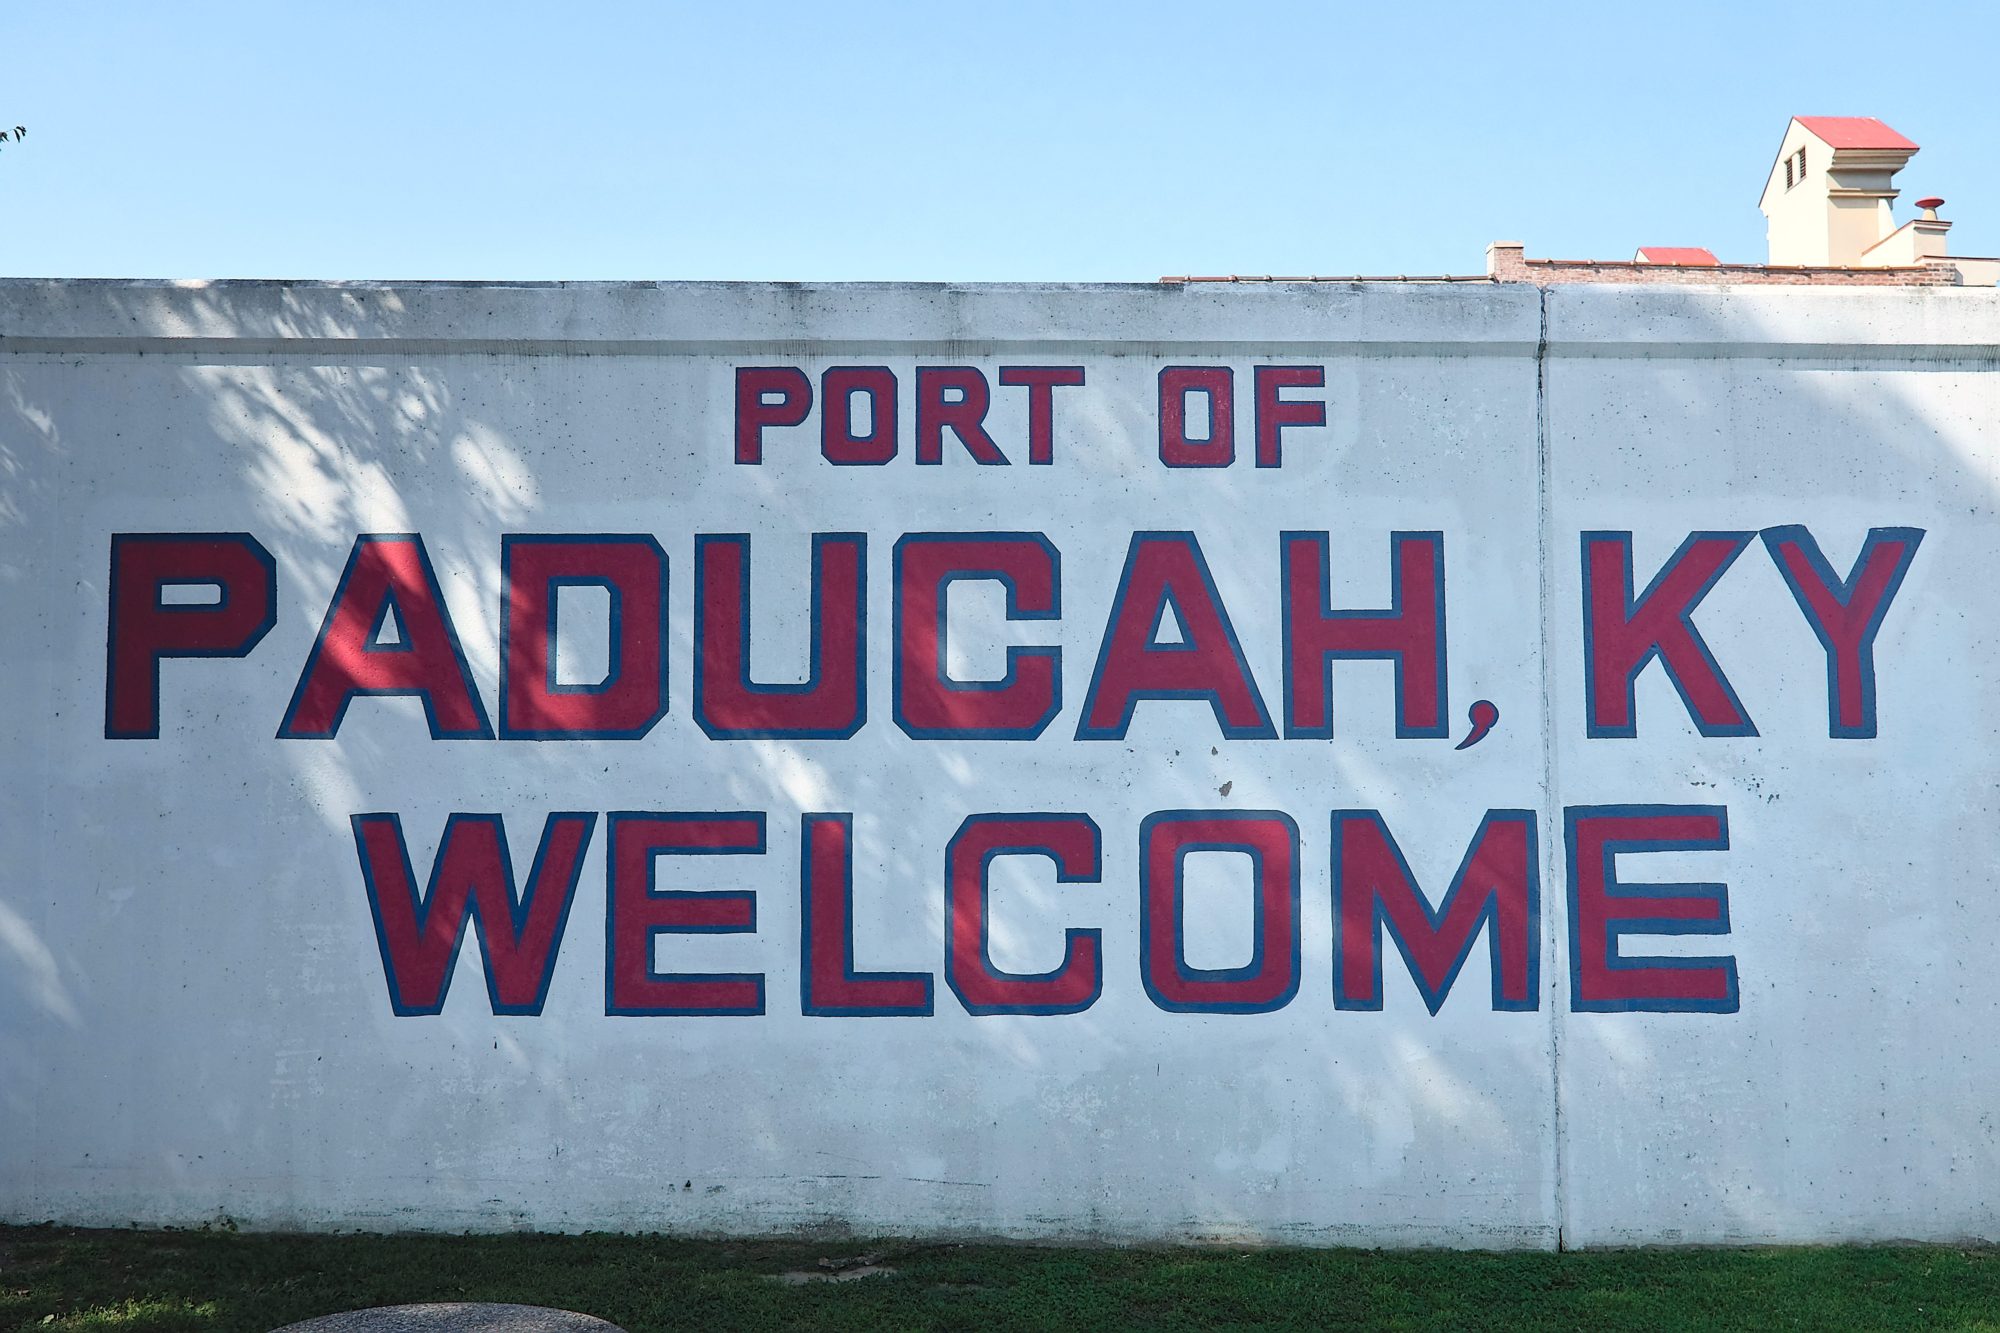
[1794,116,1918,151]
[1635,247,1721,266]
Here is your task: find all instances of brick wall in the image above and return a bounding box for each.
[1484,242,1959,286]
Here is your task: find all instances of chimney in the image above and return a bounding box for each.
[1759,117,1920,266]
[1911,197,1952,257]
[1485,241,1527,280]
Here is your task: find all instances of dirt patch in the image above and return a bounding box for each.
[772,1265,897,1285]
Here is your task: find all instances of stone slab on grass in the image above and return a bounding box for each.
[273,1303,625,1333]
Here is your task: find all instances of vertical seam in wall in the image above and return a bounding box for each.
[30,407,60,1222]
[1534,284,1567,1251]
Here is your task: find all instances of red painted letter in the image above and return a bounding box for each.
[1582,531,1755,738]
[281,534,491,739]
[998,366,1085,465]
[1761,525,1924,738]
[501,535,668,739]
[1158,366,1234,466]
[1565,805,1737,1013]
[1333,810,1538,1013]
[800,813,933,1016]
[352,811,594,1015]
[894,533,1061,739]
[606,812,765,1015]
[106,532,276,739]
[1283,531,1447,738]
[1140,811,1299,1013]
[1077,533,1273,740]
[695,533,866,739]
[735,366,812,464]
[1253,365,1325,467]
[946,814,1102,1015]
[822,367,897,464]
[916,366,1006,465]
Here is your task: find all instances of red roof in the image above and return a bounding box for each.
[1635,247,1720,266]
[1794,116,1918,151]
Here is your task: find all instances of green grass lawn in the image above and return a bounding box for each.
[5,1225,2000,1332]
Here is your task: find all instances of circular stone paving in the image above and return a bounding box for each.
[272,1304,627,1333]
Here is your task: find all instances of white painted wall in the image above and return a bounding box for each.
[0,280,1996,1246]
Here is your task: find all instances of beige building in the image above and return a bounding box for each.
[1165,116,1999,287]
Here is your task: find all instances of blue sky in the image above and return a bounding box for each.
[7,1,1997,281]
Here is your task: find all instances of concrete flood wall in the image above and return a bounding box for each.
[0,279,1996,1245]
